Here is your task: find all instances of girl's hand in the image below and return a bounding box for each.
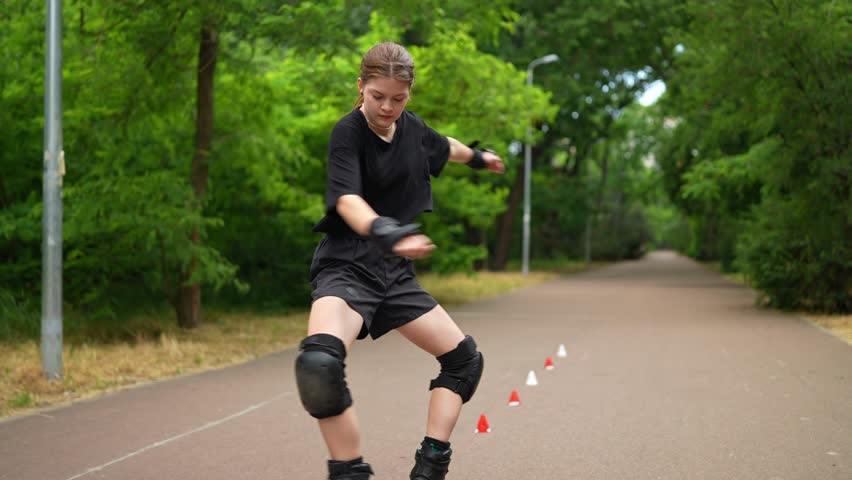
[482,151,506,174]
[393,234,436,259]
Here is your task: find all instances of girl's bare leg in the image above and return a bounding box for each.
[307,296,366,460]
[396,304,467,442]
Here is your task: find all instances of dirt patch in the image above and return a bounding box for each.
[804,314,852,346]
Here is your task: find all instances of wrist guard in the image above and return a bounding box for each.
[466,140,493,170]
[369,216,420,253]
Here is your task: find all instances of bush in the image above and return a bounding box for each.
[736,193,851,313]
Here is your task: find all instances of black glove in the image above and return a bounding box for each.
[466,140,494,170]
[369,216,420,254]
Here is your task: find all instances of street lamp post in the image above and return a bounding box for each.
[42,0,64,380]
[523,54,558,275]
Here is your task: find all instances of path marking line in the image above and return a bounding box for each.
[63,392,293,480]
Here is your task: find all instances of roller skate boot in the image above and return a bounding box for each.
[327,457,374,480]
[409,438,451,480]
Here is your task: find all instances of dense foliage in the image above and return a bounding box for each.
[1,0,846,339]
[658,0,850,311]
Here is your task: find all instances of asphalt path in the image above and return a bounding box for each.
[1,251,850,479]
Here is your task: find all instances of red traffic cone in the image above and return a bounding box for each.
[507,390,521,407]
[544,357,555,370]
[475,414,491,433]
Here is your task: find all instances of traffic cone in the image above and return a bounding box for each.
[526,370,538,386]
[507,390,521,406]
[544,357,555,370]
[557,344,568,358]
[475,414,491,433]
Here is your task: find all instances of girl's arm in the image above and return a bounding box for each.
[447,136,476,164]
[446,136,506,173]
[336,194,379,236]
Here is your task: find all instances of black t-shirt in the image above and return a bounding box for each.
[313,108,450,235]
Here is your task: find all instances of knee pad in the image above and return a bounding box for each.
[294,333,353,419]
[428,336,483,403]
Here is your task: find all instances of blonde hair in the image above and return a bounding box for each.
[354,42,415,108]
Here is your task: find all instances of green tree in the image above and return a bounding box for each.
[1,0,701,340]
[485,0,687,268]
[658,0,851,311]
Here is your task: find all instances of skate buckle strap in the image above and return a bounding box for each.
[410,447,451,480]
[429,375,474,402]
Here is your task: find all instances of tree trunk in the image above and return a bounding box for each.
[464,223,488,270]
[585,142,610,261]
[492,164,525,270]
[596,144,609,211]
[0,173,8,208]
[177,20,218,329]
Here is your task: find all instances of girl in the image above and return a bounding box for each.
[294,41,505,480]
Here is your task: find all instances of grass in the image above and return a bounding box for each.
[419,271,558,306]
[0,310,310,418]
[0,268,577,419]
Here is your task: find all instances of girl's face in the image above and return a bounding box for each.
[358,76,410,130]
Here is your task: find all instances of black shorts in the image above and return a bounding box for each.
[309,235,438,340]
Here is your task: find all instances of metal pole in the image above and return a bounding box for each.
[522,70,533,275]
[42,0,64,381]
[521,54,558,275]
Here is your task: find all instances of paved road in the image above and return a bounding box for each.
[1,251,850,480]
